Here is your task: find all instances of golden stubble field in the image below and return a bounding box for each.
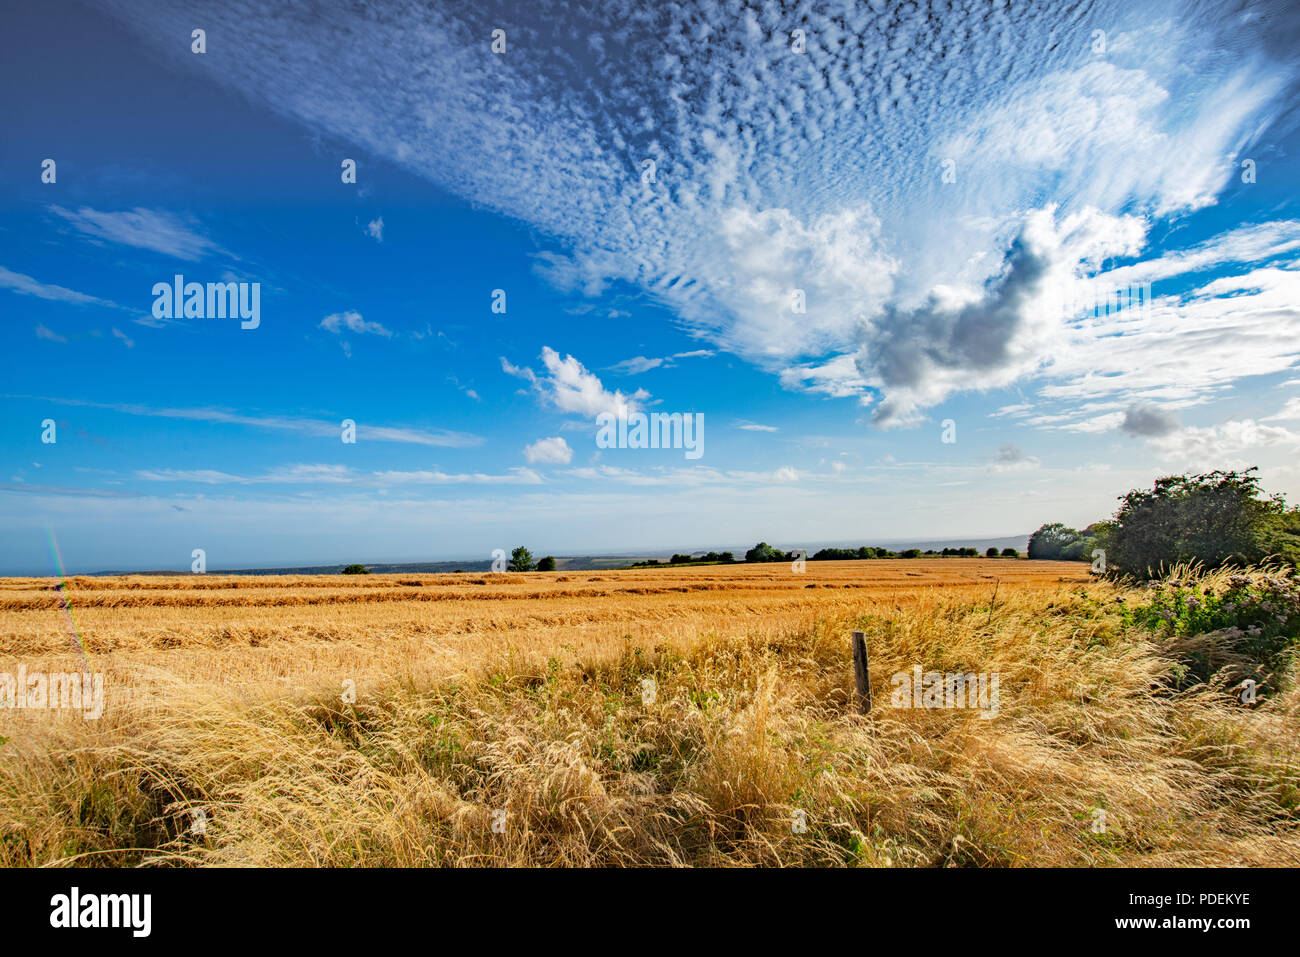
[0,558,1082,686]
[1,558,1297,868]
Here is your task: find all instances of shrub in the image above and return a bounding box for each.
[1001,548,1019,557]
[341,564,369,575]
[986,547,999,558]
[536,556,556,571]
[900,548,921,558]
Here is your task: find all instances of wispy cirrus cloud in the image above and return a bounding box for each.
[49,205,224,260]
[0,265,118,308]
[11,395,481,448]
[135,464,542,486]
[606,349,714,375]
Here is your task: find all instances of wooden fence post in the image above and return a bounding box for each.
[852,630,872,714]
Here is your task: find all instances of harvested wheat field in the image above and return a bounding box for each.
[1,558,1297,867]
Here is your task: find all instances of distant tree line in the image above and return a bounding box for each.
[347,468,1300,583]
[634,551,736,567]
[746,543,1021,562]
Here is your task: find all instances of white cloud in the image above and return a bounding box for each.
[607,350,714,375]
[50,205,222,260]
[0,266,116,308]
[22,395,480,447]
[523,436,573,465]
[607,356,664,375]
[989,404,1033,419]
[137,464,543,487]
[779,354,871,400]
[1042,264,1300,406]
[319,310,393,338]
[1149,419,1300,471]
[503,347,648,418]
[366,217,384,242]
[1263,397,1300,422]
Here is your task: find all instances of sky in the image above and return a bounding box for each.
[2,0,1300,574]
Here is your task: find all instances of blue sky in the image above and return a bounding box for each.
[3,0,1300,574]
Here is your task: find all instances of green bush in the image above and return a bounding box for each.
[1059,538,1094,562]
[1027,523,1078,560]
[341,564,369,575]
[1126,569,1300,694]
[1102,469,1300,580]
[536,556,556,571]
[745,542,790,562]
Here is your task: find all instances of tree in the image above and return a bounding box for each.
[536,556,556,571]
[508,546,534,572]
[1102,468,1299,580]
[1001,547,1019,558]
[986,546,1000,558]
[341,564,369,574]
[1027,523,1079,560]
[745,542,781,562]
[900,548,921,558]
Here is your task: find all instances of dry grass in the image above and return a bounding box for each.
[0,558,1296,867]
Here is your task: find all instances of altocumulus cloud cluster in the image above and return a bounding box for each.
[95,0,1300,435]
